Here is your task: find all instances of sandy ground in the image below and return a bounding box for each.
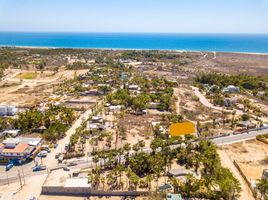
[0,69,88,106]
[217,149,255,200]
[0,174,48,200]
[219,140,268,181]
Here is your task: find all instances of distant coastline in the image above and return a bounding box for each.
[1,32,268,54]
[1,45,268,56]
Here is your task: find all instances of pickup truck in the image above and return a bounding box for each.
[32,165,46,172]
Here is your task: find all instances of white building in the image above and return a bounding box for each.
[0,105,17,116]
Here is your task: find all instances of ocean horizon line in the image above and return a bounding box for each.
[1,31,268,35]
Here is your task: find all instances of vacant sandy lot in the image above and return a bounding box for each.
[219,140,268,180]
[0,69,88,106]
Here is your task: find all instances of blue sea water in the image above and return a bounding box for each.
[0,32,268,53]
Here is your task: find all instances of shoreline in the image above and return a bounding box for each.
[1,45,268,55]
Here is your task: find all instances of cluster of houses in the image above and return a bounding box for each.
[204,84,240,94]
[0,137,42,163]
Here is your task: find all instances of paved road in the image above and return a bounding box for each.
[1,125,267,186]
[212,128,268,145]
[0,100,103,186]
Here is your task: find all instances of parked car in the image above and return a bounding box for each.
[6,163,14,171]
[37,151,48,157]
[233,128,247,135]
[158,183,172,191]
[28,196,37,200]
[55,152,61,159]
[58,154,64,163]
[67,162,77,167]
[63,166,70,171]
[32,165,46,172]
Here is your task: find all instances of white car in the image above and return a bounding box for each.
[63,166,70,171]
[29,196,37,200]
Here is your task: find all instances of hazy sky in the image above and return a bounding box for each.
[0,0,268,33]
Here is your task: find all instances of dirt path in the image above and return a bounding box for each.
[191,86,244,115]
[173,87,181,114]
[217,149,255,200]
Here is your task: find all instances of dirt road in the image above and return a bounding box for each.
[217,149,255,200]
[191,86,244,115]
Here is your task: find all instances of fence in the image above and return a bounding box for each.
[233,160,257,199]
[256,136,268,145]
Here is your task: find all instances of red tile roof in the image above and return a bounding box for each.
[2,143,29,153]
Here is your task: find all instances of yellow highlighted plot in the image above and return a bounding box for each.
[169,122,195,136]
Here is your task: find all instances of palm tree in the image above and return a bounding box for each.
[169,176,181,193]
[92,156,99,168]
[101,176,106,190]
[138,140,145,151]
[123,143,131,165]
[146,174,153,191]
[257,178,268,199]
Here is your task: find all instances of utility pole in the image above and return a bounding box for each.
[18,170,22,189]
[21,165,26,184]
[6,171,9,185]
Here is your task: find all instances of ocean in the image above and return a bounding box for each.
[0,32,268,53]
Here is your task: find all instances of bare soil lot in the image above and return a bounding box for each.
[219,140,268,181]
[0,69,88,106]
[187,52,268,76]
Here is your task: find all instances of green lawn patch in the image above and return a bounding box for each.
[15,72,38,79]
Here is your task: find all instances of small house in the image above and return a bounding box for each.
[168,168,193,177]
[237,121,256,129]
[223,97,237,107]
[222,85,240,93]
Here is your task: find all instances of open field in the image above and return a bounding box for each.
[219,140,268,181]
[15,72,38,79]
[0,69,88,106]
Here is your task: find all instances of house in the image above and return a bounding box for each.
[168,168,193,177]
[108,105,122,113]
[128,85,141,93]
[223,97,237,107]
[149,102,161,109]
[84,89,98,96]
[166,193,183,200]
[0,137,42,163]
[262,169,268,179]
[0,105,17,116]
[91,116,103,124]
[237,121,256,129]
[87,116,106,131]
[222,85,240,93]
[257,91,266,97]
[151,121,166,134]
[120,72,129,80]
[0,129,21,138]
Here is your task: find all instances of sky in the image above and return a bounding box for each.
[0,0,268,33]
